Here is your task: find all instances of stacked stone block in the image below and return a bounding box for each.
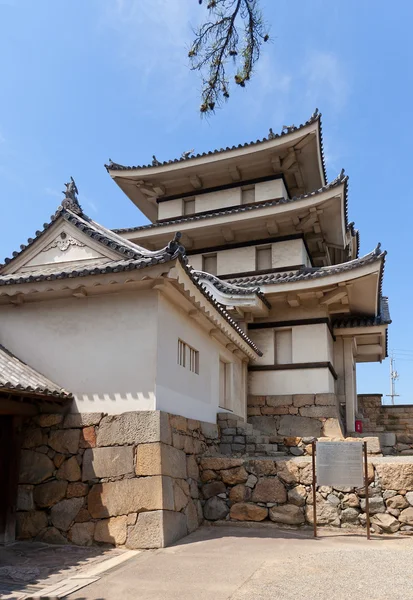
[17,410,219,548]
[358,395,413,455]
[217,413,283,457]
[199,455,413,535]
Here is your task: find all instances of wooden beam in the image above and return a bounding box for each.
[266,219,279,235]
[328,304,351,314]
[297,213,318,230]
[189,175,203,190]
[357,344,382,356]
[153,185,166,196]
[271,155,281,172]
[287,293,300,307]
[320,288,347,305]
[229,166,241,181]
[221,227,235,242]
[282,149,297,171]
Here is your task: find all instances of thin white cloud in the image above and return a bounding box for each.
[303,50,350,114]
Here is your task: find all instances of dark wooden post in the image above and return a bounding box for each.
[312,441,317,538]
[363,441,371,540]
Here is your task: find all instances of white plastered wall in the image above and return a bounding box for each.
[255,179,287,202]
[158,199,183,220]
[195,188,241,213]
[248,323,336,396]
[0,291,158,413]
[271,239,310,268]
[155,294,245,422]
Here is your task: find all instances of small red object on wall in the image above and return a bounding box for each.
[355,420,363,433]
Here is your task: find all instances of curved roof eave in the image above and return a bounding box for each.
[105,108,327,184]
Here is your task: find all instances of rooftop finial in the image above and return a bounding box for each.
[152,155,161,166]
[181,149,194,160]
[268,128,275,140]
[282,124,295,134]
[62,177,82,215]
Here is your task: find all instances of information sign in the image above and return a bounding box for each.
[316,441,364,488]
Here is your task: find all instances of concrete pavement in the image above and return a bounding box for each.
[69,524,413,600]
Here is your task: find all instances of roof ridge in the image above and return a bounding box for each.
[105,109,323,173]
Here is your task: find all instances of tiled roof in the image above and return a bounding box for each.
[332,296,391,329]
[193,270,271,309]
[113,170,347,235]
[0,345,72,399]
[226,244,386,287]
[0,202,261,356]
[105,109,327,182]
[1,205,185,271]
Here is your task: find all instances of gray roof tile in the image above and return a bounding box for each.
[0,345,72,399]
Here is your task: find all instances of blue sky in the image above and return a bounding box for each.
[0,0,412,402]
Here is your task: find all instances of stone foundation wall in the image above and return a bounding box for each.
[17,411,219,548]
[358,395,413,455]
[247,394,344,455]
[199,455,413,535]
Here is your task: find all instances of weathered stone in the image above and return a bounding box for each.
[396,434,413,445]
[230,502,268,521]
[49,429,80,454]
[75,508,91,523]
[346,437,380,454]
[386,494,409,510]
[88,476,173,518]
[37,527,68,545]
[288,485,307,507]
[176,478,190,496]
[371,513,400,533]
[300,406,337,419]
[82,446,134,481]
[229,484,251,503]
[341,508,360,523]
[202,481,226,499]
[283,436,301,447]
[360,496,385,514]
[200,421,219,439]
[189,480,199,499]
[378,432,396,447]
[51,497,84,531]
[16,511,48,539]
[406,491,413,506]
[127,510,187,549]
[79,426,96,449]
[204,496,229,521]
[247,460,277,476]
[170,414,188,432]
[34,481,68,508]
[69,522,95,546]
[276,460,300,484]
[399,507,413,526]
[383,490,398,500]
[252,477,287,503]
[135,443,186,479]
[54,453,66,469]
[56,456,81,482]
[127,513,138,525]
[22,428,43,449]
[201,457,244,471]
[315,394,336,406]
[97,411,171,446]
[299,463,313,485]
[245,474,258,488]
[293,395,315,408]
[63,413,103,428]
[201,469,217,483]
[269,504,305,525]
[185,499,199,533]
[67,482,89,498]
[220,467,248,485]
[19,450,55,484]
[17,485,34,511]
[187,418,200,431]
[94,516,127,545]
[187,455,199,481]
[327,493,340,507]
[342,493,359,508]
[174,482,189,512]
[36,414,64,427]
[290,447,304,456]
[278,415,322,438]
[266,395,293,407]
[375,463,413,490]
[322,419,344,438]
[306,499,339,525]
[248,416,278,436]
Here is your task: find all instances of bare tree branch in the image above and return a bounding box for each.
[189,0,269,114]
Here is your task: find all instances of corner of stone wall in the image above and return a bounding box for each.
[17,410,220,549]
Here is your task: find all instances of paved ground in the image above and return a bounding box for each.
[68,524,413,600]
[0,541,130,599]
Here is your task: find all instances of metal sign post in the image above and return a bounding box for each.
[311,441,317,538]
[312,440,371,540]
[363,441,371,540]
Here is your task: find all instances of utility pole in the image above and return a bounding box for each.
[386,353,399,405]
